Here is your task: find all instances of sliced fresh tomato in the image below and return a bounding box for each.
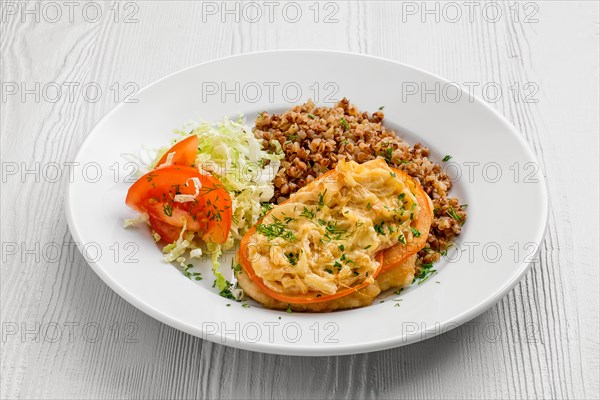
[155,135,199,168]
[126,165,232,243]
[148,214,181,244]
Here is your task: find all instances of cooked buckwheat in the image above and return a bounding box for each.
[254,98,466,268]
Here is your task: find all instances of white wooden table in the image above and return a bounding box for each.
[1,1,598,399]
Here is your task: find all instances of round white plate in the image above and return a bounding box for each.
[66,50,548,356]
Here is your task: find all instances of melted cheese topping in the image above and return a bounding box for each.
[247,159,421,296]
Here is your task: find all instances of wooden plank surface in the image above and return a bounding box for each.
[1,1,598,399]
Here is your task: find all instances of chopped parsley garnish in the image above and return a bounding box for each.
[446,207,463,221]
[146,172,157,182]
[390,172,396,177]
[378,105,385,110]
[398,233,406,244]
[364,245,372,249]
[307,113,315,119]
[440,243,453,256]
[333,261,343,271]
[318,189,328,207]
[260,202,274,217]
[320,219,349,242]
[182,264,202,281]
[413,263,437,284]
[381,146,393,163]
[208,208,222,222]
[338,244,345,251]
[242,303,250,308]
[374,221,386,235]
[300,206,315,219]
[366,202,372,209]
[256,221,297,242]
[285,252,300,266]
[411,227,422,237]
[233,263,242,274]
[171,184,182,195]
[163,203,173,217]
[442,155,452,162]
[219,282,238,300]
[325,268,333,274]
[286,304,292,313]
[340,117,350,130]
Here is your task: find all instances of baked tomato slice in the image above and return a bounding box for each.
[126,165,232,244]
[380,168,433,272]
[155,135,199,168]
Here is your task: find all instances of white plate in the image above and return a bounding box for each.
[66,50,548,356]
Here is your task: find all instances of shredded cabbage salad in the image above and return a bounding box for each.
[126,116,282,297]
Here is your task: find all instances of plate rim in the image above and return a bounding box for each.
[65,49,549,356]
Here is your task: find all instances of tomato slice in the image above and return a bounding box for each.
[126,166,232,244]
[238,164,432,303]
[148,214,181,244]
[238,168,382,304]
[380,168,433,272]
[239,228,384,304]
[155,135,199,168]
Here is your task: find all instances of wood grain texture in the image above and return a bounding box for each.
[1,1,598,399]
